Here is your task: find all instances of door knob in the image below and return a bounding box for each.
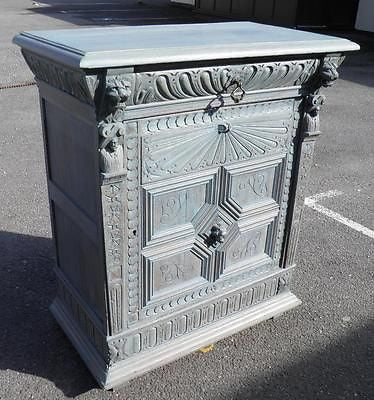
[206,226,226,248]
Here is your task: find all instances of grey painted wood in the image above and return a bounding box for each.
[14,22,359,389]
[13,22,359,69]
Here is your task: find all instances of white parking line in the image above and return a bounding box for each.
[304,190,374,239]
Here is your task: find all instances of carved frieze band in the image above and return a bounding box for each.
[143,99,293,134]
[129,59,320,105]
[22,50,97,104]
[108,268,293,363]
[22,52,342,108]
[102,182,125,335]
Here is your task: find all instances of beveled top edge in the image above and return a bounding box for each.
[13,22,360,70]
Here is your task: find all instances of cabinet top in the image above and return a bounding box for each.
[14,21,359,70]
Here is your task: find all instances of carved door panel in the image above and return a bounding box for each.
[138,99,296,319]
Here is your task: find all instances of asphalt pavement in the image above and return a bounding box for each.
[0,1,373,399]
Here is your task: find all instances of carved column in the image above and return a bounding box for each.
[282,58,340,268]
[99,76,131,335]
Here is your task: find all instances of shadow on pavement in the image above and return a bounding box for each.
[0,230,373,399]
[232,321,374,400]
[0,231,97,397]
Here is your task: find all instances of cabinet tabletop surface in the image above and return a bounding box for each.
[14,21,359,69]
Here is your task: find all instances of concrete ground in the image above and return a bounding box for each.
[0,1,373,399]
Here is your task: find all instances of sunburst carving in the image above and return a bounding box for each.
[142,115,290,182]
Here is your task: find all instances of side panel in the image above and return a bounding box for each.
[40,87,107,329]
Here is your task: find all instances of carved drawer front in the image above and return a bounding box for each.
[139,99,295,314]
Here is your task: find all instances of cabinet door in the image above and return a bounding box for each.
[138,99,296,319]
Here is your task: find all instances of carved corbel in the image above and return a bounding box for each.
[319,59,340,87]
[97,76,131,175]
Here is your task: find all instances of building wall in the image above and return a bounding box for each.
[355,0,374,32]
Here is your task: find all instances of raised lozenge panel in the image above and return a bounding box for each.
[230,167,276,207]
[143,247,210,303]
[225,225,269,270]
[152,186,206,236]
[221,154,284,219]
[142,169,217,245]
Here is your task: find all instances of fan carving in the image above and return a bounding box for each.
[143,120,289,182]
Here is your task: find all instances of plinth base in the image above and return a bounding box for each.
[51,291,301,389]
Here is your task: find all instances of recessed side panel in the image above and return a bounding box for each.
[43,99,99,223]
[53,204,106,322]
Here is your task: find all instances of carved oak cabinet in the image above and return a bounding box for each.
[14,22,358,388]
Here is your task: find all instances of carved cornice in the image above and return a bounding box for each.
[22,50,98,105]
[21,52,344,108]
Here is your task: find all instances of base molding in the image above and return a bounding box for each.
[51,291,301,389]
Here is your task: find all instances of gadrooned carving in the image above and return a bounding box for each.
[130,59,320,105]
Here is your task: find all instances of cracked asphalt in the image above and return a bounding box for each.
[0,1,373,399]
